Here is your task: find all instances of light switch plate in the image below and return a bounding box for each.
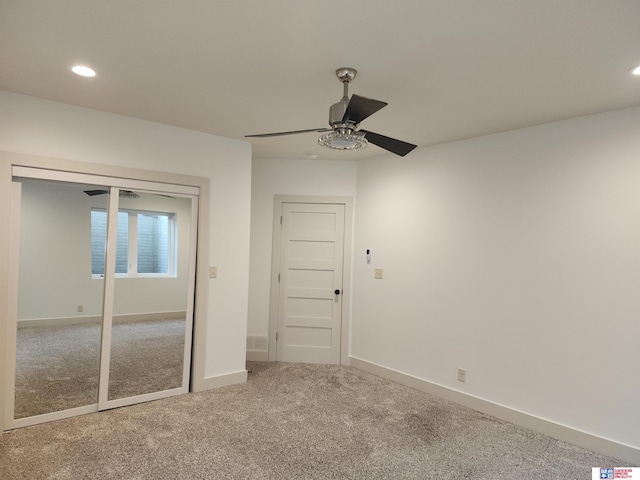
[209,266,217,278]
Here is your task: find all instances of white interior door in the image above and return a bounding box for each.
[276,202,345,364]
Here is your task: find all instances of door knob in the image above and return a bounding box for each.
[335,289,341,295]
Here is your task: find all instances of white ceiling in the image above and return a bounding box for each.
[1,0,639,160]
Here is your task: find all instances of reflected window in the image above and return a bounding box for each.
[91,209,176,277]
[137,213,170,274]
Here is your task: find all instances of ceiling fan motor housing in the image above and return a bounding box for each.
[329,99,351,128]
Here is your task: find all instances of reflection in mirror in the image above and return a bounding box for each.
[14,181,108,418]
[107,191,192,400]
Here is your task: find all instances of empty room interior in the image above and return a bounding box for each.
[1,0,640,477]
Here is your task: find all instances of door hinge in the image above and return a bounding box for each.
[276,331,278,342]
[278,273,280,283]
[280,215,283,225]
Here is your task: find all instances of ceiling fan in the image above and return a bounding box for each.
[246,68,417,157]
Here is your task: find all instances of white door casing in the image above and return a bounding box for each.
[268,196,353,365]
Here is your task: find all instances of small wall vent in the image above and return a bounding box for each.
[247,335,268,352]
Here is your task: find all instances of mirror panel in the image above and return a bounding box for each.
[107,191,192,400]
[14,181,109,418]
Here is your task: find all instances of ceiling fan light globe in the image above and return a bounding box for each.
[318,131,368,151]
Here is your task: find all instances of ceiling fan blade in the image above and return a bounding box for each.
[360,130,418,157]
[342,94,388,124]
[84,189,109,196]
[246,127,331,138]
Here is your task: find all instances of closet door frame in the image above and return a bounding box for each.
[0,152,210,432]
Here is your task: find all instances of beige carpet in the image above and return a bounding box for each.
[0,361,625,479]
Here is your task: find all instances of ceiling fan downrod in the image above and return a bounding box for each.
[336,67,357,99]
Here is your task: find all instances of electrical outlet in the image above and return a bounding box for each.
[374,268,383,279]
[77,305,84,313]
[458,368,466,383]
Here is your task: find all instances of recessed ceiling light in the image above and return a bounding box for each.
[631,65,640,76]
[71,65,96,77]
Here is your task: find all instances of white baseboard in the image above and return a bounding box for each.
[246,350,268,362]
[18,315,101,327]
[17,311,186,327]
[198,370,247,391]
[349,356,640,465]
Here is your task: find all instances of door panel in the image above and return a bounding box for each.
[13,181,108,420]
[105,191,194,404]
[277,203,345,364]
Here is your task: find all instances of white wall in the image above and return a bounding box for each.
[248,159,357,338]
[0,91,251,381]
[352,106,640,453]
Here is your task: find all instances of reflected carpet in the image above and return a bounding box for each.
[14,319,185,418]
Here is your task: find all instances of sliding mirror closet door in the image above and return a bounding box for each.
[102,189,195,406]
[12,180,109,421]
[6,168,199,429]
